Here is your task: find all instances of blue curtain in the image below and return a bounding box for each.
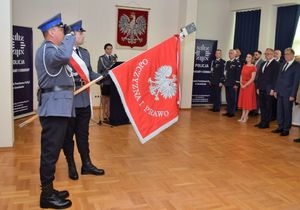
[233,10,261,61]
[274,5,300,53]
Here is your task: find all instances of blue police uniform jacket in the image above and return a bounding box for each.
[97,54,114,85]
[223,59,240,87]
[35,34,76,117]
[209,59,225,85]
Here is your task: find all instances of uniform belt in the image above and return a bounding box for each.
[75,80,86,87]
[41,86,74,93]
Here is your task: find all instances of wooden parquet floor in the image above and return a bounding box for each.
[1,107,300,210]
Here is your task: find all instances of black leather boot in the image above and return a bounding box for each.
[53,188,69,199]
[81,157,105,176]
[40,183,72,209]
[66,157,79,180]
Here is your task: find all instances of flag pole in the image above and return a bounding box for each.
[18,75,104,128]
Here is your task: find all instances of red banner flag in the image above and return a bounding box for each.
[109,35,180,143]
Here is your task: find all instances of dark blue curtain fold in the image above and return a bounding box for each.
[233,10,261,61]
[274,5,300,53]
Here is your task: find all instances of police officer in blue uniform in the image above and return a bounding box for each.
[36,13,75,209]
[234,48,243,110]
[223,49,240,117]
[97,43,117,123]
[62,20,105,180]
[209,49,225,112]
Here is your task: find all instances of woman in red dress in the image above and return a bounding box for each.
[238,53,257,122]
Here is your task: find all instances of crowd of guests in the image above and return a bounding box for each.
[209,47,300,142]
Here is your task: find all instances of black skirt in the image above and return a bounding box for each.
[101,85,110,96]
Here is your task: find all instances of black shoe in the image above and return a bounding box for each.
[258,124,269,129]
[254,123,262,127]
[81,161,105,176]
[227,113,235,117]
[209,108,214,111]
[222,113,229,116]
[40,184,72,209]
[294,138,300,143]
[272,128,283,133]
[280,130,289,136]
[212,110,220,112]
[67,158,79,180]
[53,189,69,199]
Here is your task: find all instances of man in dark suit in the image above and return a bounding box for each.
[223,49,240,117]
[293,55,300,143]
[234,48,243,110]
[63,20,105,181]
[252,50,265,116]
[254,50,264,70]
[209,49,225,112]
[256,48,280,128]
[273,48,300,136]
[272,49,285,120]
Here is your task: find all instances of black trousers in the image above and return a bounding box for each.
[277,95,293,131]
[225,86,237,114]
[210,84,221,111]
[272,98,277,120]
[258,89,273,126]
[40,116,70,186]
[63,106,91,162]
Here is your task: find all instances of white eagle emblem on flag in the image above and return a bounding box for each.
[118,12,147,44]
[148,66,177,101]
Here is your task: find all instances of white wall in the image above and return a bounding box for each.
[12,0,185,109]
[195,0,235,104]
[197,0,235,60]
[179,0,198,108]
[0,0,14,147]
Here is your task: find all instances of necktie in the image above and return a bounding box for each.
[282,63,288,71]
[109,55,112,61]
[75,48,81,58]
[262,61,269,73]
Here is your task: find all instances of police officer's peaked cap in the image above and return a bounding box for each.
[38,13,64,32]
[69,20,86,32]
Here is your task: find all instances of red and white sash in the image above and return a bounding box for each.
[69,49,94,116]
[69,49,90,91]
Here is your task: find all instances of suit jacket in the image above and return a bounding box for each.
[97,54,115,85]
[275,61,300,97]
[296,83,300,104]
[223,59,240,87]
[209,59,225,85]
[72,47,100,108]
[256,59,280,93]
[35,35,76,117]
[255,59,264,72]
[254,58,265,85]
